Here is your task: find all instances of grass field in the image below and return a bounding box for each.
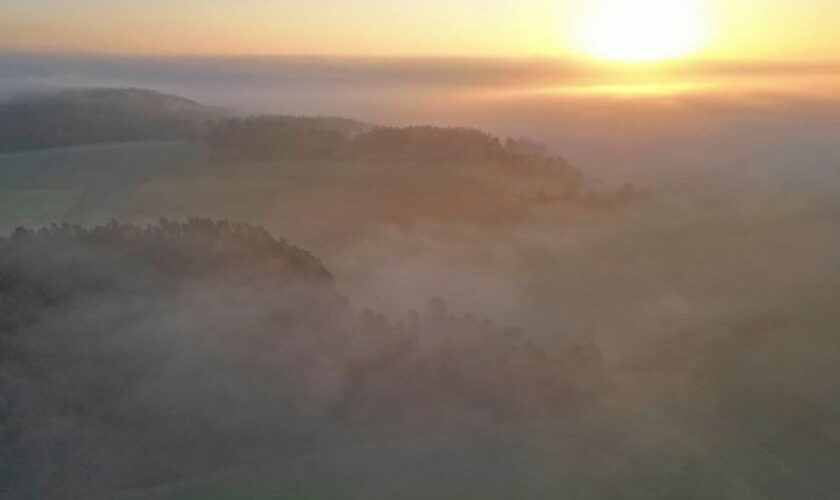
[0,189,82,233]
[0,142,206,189]
[0,142,208,231]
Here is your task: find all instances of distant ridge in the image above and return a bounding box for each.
[0,88,219,152]
[3,87,213,116]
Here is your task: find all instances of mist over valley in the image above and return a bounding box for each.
[1,56,840,499]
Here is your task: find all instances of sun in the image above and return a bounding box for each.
[572,0,710,63]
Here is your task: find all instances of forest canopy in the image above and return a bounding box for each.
[0,220,603,499]
[207,116,571,169]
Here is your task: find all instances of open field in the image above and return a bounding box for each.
[0,142,206,189]
[0,142,208,227]
[0,189,82,233]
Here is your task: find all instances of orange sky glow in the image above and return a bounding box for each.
[2,0,839,64]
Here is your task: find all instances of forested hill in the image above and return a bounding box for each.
[0,88,217,152]
[0,219,603,499]
[0,88,574,174]
[0,219,333,289]
[207,116,568,168]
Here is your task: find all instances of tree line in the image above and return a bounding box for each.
[207,116,572,170]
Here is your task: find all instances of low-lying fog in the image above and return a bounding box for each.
[4,53,840,367]
[3,53,840,186]
[3,54,840,499]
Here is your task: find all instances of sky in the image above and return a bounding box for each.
[2,0,839,62]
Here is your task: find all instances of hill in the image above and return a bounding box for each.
[0,220,602,499]
[0,88,639,241]
[0,88,218,152]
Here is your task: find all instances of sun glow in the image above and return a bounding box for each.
[572,0,710,63]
